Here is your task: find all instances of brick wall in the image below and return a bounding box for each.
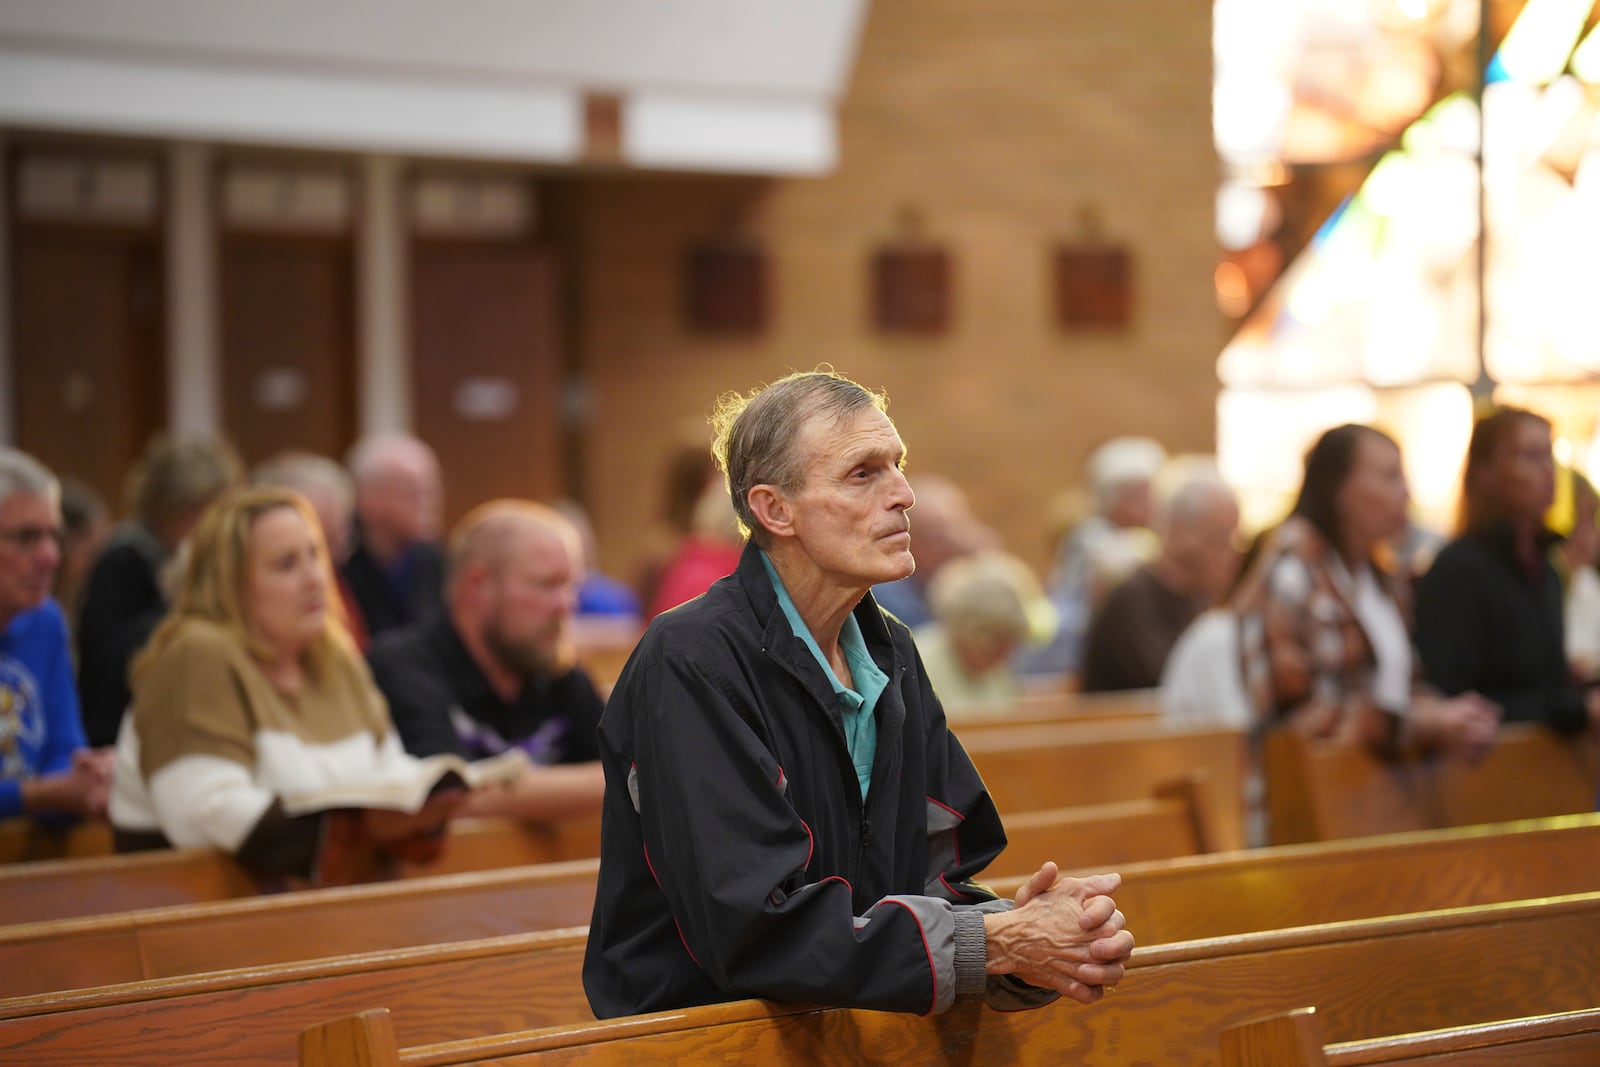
[572,0,1220,579]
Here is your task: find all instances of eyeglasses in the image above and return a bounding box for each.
[0,525,64,552]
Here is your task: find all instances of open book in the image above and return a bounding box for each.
[281,748,530,816]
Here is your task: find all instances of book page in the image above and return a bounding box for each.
[281,749,531,816]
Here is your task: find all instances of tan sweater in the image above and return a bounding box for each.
[110,619,417,858]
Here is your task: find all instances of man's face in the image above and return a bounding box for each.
[483,529,578,677]
[780,406,917,589]
[0,492,63,621]
[362,455,443,547]
[1170,493,1241,600]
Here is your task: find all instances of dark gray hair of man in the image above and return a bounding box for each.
[710,370,891,548]
[1153,458,1235,538]
[252,451,354,515]
[0,448,60,510]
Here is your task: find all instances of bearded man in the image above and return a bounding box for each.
[368,500,604,821]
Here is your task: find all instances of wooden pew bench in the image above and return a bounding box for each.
[949,687,1163,730]
[0,927,595,1067]
[0,846,262,926]
[963,719,1247,851]
[7,837,1600,1065]
[0,818,113,864]
[0,779,1210,998]
[7,808,1596,1002]
[1099,811,1600,944]
[1264,721,1600,844]
[1221,1004,1600,1066]
[0,814,601,927]
[0,721,1227,927]
[995,775,1213,876]
[295,891,1600,1067]
[0,858,599,998]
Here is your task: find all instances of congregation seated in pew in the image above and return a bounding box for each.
[108,486,469,885]
[368,500,607,823]
[1233,423,1500,759]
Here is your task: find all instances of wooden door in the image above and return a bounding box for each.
[219,233,356,467]
[410,239,564,522]
[11,224,166,510]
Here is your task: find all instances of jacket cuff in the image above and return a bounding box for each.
[952,907,989,996]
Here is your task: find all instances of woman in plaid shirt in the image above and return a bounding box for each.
[1232,424,1499,756]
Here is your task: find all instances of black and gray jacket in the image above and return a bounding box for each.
[582,543,1054,1018]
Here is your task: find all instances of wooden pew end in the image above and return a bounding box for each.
[1220,1007,1326,1067]
[300,1009,402,1067]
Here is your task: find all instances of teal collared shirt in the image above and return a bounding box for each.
[760,552,887,800]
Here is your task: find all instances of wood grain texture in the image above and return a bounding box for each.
[0,860,599,1002]
[964,721,1247,851]
[301,1009,403,1067]
[0,932,592,1066]
[395,893,1600,1067]
[1226,1005,1600,1067]
[1265,724,1600,845]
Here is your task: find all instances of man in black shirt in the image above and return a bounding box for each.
[368,500,605,821]
[342,435,446,639]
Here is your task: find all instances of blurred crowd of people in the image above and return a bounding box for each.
[1,398,1596,878]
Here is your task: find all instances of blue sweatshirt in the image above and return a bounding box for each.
[0,601,86,817]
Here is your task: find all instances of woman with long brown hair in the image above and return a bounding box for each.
[1415,407,1599,733]
[1233,423,1498,753]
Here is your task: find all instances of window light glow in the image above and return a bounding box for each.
[1495,0,1593,85]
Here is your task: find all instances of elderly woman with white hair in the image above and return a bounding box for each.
[1019,436,1166,680]
[913,550,1055,716]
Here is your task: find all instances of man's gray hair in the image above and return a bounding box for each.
[1087,436,1167,514]
[710,370,889,548]
[1153,455,1235,536]
[253,451,354,515]
[0,448,60,509]
[345,434,438,489]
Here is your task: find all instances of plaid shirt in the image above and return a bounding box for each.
[1231,517,1411,747]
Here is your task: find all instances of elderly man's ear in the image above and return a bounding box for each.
[746,485,795,541]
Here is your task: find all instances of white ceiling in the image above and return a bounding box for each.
[0,0,868,173]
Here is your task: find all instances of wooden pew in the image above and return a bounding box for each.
[6,804,1594,1003]
[963,719,1247,851]
[0,846,262,926]
[0,782,1210,998]
[0,721,1224,926]
[396,816,601,878]
[1221,1004,1600,1066]
[993,775,1212,877]
[0,818,113,864]
[949,687,1162,730]
[0,858,598,998]
[1096,812,1600,945]
[294,891,1600,1067]
[1264,721,1600,844]
[0,927,596,1066]
[8,834,1600,1065]
[0,814,601,927]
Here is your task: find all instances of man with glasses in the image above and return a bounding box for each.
[0,448,112,821]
